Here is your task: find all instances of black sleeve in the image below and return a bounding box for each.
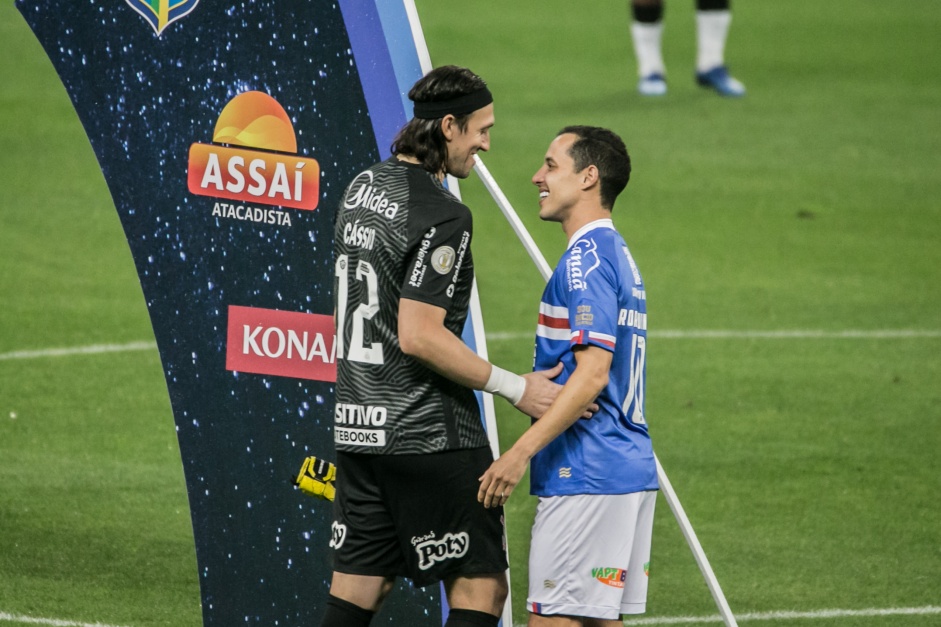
[400,187,473,312]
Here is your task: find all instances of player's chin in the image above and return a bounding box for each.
[448,164,473,179]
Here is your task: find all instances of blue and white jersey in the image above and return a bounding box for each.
[530,219,658,496]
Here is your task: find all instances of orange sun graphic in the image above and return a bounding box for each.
[212,91,297,153]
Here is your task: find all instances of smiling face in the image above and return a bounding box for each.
[444,103,494,179]
[532,133,583,224]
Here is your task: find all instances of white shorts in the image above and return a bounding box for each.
[527,491,656,620]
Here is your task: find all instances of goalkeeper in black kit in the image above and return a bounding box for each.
[315,65,573,627]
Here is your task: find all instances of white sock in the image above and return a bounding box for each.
[696,10,732,73]
[631,22,666,78]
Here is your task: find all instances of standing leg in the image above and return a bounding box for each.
[318,572,394,627]
[444,573,507,627]
[629,0,668,96]
[694,0,746,96]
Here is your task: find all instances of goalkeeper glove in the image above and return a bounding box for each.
[293,456,337,501]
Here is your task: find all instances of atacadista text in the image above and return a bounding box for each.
[212,202,292,226]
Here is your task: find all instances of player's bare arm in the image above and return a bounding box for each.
[398,297,564,416]
[477,345,612,509]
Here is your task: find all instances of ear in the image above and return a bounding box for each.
[439,114,458,142]
[580,164,600,192]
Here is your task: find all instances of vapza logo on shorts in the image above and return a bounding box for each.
[329,521,347,549]
[412,531,469,570]
[591,566,627,588]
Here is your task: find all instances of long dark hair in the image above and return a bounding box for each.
[391,66,488,174]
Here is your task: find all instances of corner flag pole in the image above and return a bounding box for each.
[473,154,739,627]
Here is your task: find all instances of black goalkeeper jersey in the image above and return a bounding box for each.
[332,157,488,455]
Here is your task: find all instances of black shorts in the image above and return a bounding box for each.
[330,447,508,587]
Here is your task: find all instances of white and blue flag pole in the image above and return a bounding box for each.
[473,154,739,627]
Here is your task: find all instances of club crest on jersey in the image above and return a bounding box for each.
[567,237,600,291]
[329,521,347,549]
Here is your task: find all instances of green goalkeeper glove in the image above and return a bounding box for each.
[293,456,337,501]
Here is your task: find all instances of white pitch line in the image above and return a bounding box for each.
[622,605,941,625]
[3,606,939,627]
[2,329,940,362]
[487,329,941,342]
[0,611,132,627]
[0,341,156,361]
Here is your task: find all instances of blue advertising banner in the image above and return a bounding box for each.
[16,0,502,624]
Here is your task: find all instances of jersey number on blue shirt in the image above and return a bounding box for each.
[623,334,646,425]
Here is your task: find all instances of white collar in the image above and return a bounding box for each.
[567,218,615,249]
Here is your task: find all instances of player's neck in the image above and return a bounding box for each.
[562,203,612,241]
[395,154,445,181]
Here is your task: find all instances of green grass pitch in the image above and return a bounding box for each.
[2,1,940,625]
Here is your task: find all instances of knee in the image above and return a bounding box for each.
[446,572,509,616]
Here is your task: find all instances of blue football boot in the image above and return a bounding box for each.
[696,66,746,97]
[638,73,667,96]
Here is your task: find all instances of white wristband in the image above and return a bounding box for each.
[483,365,526,406]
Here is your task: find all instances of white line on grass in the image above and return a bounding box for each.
[487,329,941,342]
[0,611,131,627]
[622,605,941,625]
[0,341,156,361]
[2,329,940,362]
[2,606,939,627]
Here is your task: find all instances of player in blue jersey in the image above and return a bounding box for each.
[478,126,658,625]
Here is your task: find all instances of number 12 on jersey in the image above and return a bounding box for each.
[335,254,384,365]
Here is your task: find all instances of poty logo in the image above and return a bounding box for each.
[591,567,627,588]
[125,0,200,36]
[413,532,469,571]
[225,305,336,382]
[188,91,320,211]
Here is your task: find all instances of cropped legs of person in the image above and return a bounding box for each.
[629,0,746,96]
[321,571,506,627]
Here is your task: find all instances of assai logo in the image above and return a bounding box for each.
[188,91,320,211]
[125,0,200,36]
[592,567,627,588]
